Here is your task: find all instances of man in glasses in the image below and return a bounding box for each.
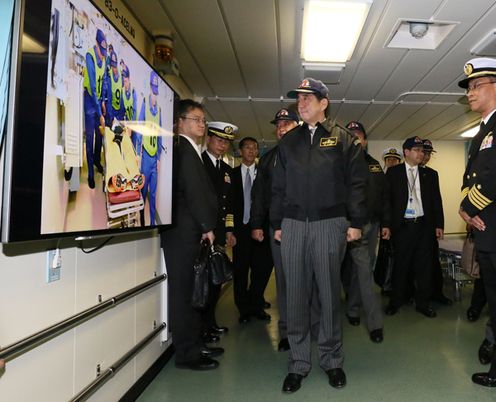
[382,136,444,319]
[161,99,219,371]
[458,57,496,388]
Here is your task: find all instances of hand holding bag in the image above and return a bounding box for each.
[191,240,210,310]
[209,244,233,285]
[461,231,480,278]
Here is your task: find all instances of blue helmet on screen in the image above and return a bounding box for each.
[150,71,159,95]
[96,29,107,57]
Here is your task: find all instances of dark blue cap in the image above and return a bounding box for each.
[270,108,299,124]
[402,136,424,150]
[122,64,130,78]
[346,121,366,136]
[287,77,329,99]
[96,29,107,57]
[110,50,118,68]
[422,139,436,152]
[150,71,159,95]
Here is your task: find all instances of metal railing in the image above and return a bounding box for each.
[70,322,167,402]
[0,274,166,361]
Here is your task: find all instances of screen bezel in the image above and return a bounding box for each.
[1,0,178,243]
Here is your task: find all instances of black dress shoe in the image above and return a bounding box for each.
[472,372,496,387]
[282,373,304,393]
[415,306,437,318]
[479,339,495,365]
[209,325,229,335]
[369,328,384,343]
[88,177,95,189]
[239,314,251,323]
[202,333,220,344]
[175,356,219,371]
[254,310,271,321]
[278,338,290,352]
[467,307,481,322]
[264,301,271,309]
[385,304,398,316]
[326,368,346,388]
[346,314,360,326]
[200,346,224,358]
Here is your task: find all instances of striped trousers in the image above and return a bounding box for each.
[281,217,348,374]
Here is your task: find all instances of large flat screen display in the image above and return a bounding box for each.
[2,0,175,242]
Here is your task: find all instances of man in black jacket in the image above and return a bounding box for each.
[382,136,444,319]
[161,99,221,371]
[201,121,237,340]
[342,121,384,343]
[271,78,367,393]
[457,57,496,387]
[251,108,299,351]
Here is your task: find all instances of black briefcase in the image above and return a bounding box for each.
[191,240,210,310]
[209,244,233,285]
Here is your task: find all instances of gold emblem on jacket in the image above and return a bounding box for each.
[369,164,382,173]
[320,137,337,147]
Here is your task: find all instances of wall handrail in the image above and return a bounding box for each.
[69,322,167,402]
[0,274,167,361]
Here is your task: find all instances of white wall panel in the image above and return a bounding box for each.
[0,331,74,402]
[0,247,76,345]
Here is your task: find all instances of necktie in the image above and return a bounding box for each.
[408,168,420,217]
[216,159,220,171]
[243,168,252,224]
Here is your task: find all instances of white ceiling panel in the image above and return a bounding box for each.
[220,0,280,97]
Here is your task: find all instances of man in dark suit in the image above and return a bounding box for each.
[201,121,237,339]
[251,108,299,351]
[382,136,444,318]
[231,137,273,323]
[457,57,496,387]
[161,99,221,371]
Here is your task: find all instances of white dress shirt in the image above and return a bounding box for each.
[404,162,424,218]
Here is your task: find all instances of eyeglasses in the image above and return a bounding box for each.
[180,115,207,124]
[466,81,496,94]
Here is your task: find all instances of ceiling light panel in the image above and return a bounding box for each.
[301,0,372,63]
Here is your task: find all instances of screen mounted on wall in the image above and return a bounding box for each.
[2,0,175,242]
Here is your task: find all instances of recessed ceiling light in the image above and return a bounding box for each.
[301,0,372,63]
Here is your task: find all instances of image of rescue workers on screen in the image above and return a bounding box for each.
[41,0,173,235]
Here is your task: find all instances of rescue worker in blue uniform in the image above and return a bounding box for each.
[121,64,137,122]
[458,57,496,388]
[83,28,108,189]
[135,71,162,225]
[105,49,125,125]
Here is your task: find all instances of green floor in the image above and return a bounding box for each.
[138,276,495,402]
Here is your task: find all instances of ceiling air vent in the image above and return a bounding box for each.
[385,19,459,50]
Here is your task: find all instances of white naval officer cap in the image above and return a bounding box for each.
[458,57,496,89]
[207,121,238,141]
